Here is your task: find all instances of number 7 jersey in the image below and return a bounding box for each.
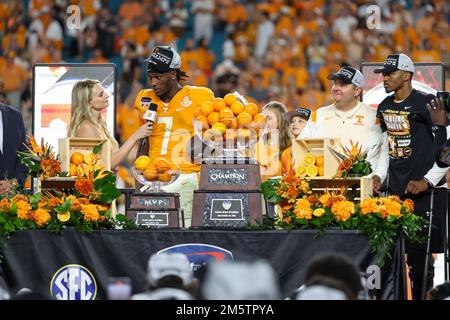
[135,85,214,174]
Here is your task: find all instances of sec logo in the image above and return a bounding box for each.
[50,264,97,300]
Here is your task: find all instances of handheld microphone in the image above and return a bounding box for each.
[139,98,158,153]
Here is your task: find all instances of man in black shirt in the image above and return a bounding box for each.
[375,53,447,300]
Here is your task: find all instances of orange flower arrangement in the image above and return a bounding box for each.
[81,204,101,222]
[294,199,313,220]
[32,208,52,226]
[331,200,355,222]
[18,135,62,179]
[75,178,94,196]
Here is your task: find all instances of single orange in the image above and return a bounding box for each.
[224,93,238,106]
[213,97,227,112]
[158,172,172,182]
[306,165,318,177]
[237,112,252,128]
[219,108,234,119]
[304,154,316,166]
[207,111,220,125]
[212,122,227,134]
[135,155,151,171]
[200,100,214,116]
[69,163,77,176]
[315,155,325,167]
[153,157,172,172]
[253,113,267,128]
[70,152,84,165]
[143,166,158,181]
[318,166,325,176]
[244,103,258,117]
[230,101,245,115]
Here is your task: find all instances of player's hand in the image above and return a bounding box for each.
[405,179,429,195]
[427,97,447,126]
[372,175,382,195]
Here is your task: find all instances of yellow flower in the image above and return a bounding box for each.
[403,199,414,214]
[294,199,313,220]
[331,200,355,222]
[81,204,100,222]
[360,198,379,215]
[32,208,51,227]
[384,198,402,218]
[319,193,331,207]
[16,200,32,220]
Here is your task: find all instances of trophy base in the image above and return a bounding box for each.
[191,190,263,229]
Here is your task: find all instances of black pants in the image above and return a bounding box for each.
[403,189,447,299]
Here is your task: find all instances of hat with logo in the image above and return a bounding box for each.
[327,66,364,87]
[284,107,312,122]
[202,260,281,300]
[146,46,182,73]
[147,253,193,287]
[373,53,415,75]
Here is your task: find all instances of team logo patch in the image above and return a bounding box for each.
[180,96,192,107]
[50,264,97,300]
[222,200,232,210]
[158,244,233,274]
[140,97,151,109]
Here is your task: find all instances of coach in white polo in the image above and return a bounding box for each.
[304,66,388,191]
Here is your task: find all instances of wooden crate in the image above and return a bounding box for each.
[58,137,111,173]
[306,176,373,202]
[291,138,341,178]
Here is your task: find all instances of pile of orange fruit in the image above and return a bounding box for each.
[296,154,325,177]
[194,93,267,143]
[69,151,102,176]
[134,156,177,182]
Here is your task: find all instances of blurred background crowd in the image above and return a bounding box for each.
[0,0,449,142]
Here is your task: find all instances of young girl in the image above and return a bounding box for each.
[69,79,152,170]
[280,107,312,176]
[254,101,292,181]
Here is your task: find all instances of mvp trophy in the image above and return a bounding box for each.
[126,168,184,228]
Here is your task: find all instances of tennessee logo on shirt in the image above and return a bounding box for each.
[354,115,364,126]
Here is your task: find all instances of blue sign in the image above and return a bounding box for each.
[158,244,233,274]
[50,264,97,300]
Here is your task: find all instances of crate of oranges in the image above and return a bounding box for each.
[58,138,111,176]
[291,138,341,178]
[193,92,267,149]
[133,155,179,187]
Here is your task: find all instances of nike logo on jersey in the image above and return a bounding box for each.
[404,106,412,110]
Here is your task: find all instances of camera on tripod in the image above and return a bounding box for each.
[437,91,450,112]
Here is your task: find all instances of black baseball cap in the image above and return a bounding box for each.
[145,46,182,73]
[285,107,312,122]
[327,66,364,87]
[373,53,415,75]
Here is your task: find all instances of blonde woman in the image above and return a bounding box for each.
[69,79,152,170]
[253,101,292,181]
